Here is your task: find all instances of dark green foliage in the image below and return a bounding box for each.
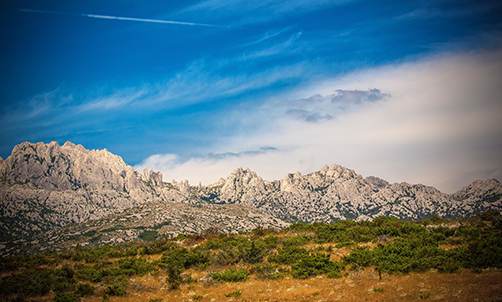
[158,246,210,270]
[140,239,173,255]
[165,264,182,290]
[138,231,159,242]
[238,240,266,264]
[282,235,311,246]
[116,257,158,276]
[125,246,138,256]
[342,246,373,268]
[268,246,309,264]
[262,235,280,249]
[105,283,127,296]
[291,253,344,279]
[211,268,249,282]
[76,283,95,296]
[0,266,77,298]
[343,234,469,273]
[465,230,502,268]
[53,292,79,302]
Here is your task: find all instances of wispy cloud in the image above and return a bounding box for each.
[393,2,502,22]
[178,0,350,26]
[15,8,226,27]
[137,50,502,193]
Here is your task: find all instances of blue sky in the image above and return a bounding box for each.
[1,0,502,192]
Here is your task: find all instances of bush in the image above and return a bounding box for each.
[225,290,242,297]
[105,283,127,296]
[238,240,265,264]
[342,246,373,268]
[268,246,309,264]
[117,257,158,276]
[211,268,249,282]
[291,253,344,279]
[76,283,95,297]
[53,292,79,302]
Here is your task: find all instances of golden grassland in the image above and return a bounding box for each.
[69,265,502,302]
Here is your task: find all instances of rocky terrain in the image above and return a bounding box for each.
[6,201,288,256]
[197,166,502,223]
[1,141,501,255]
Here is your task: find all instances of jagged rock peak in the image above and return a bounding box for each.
[0,141,136,192]
[220,167,264,193]
[452,179,502,202]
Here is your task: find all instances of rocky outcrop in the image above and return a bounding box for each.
[1,141,501,247]
[4,201,289,256]
[0,141,166,240]
[197,164,502,223]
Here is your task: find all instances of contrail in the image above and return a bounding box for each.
[15,8,223,28]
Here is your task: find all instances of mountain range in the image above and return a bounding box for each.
[1,141,501,255]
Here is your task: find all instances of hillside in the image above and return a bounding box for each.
[0,213,501,302]
[1,141,502,254]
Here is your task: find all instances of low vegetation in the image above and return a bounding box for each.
[1,211,501,301]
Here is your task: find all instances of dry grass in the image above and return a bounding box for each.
[78,267,502,302]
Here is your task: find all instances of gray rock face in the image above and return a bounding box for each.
[0,141,162,239]
[1,141,501,248]
[196,164,502,222]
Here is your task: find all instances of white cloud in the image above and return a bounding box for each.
[137,50,502,193]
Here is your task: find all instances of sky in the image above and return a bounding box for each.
[1,0,502,193]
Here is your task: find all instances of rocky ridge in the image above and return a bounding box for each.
[1,141,501,254]
[194,165,502,223]
[5,201,288,256]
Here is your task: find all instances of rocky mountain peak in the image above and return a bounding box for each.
[220,167,264,193]
[452,179,502,202]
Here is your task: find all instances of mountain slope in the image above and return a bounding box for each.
[195,165,502,222]
[0,141,177,240]
[1,141,501,247]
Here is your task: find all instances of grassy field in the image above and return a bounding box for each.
[1,211,502,302]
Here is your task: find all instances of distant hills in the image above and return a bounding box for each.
[1,141,501,255]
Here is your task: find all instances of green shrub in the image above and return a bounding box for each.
[268,246,309,264]
[225,290,242,297]
[76,283,96,296]
[251,226,275,237]
[291,253,344,279]
[342,246,373,268]
[139,230,158,242]
[105,283,127,296]
[53,292,79,302]
[238,240,265,264]
[117,257,157,276]
[282,235,311,247]
[211,268,249,282]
